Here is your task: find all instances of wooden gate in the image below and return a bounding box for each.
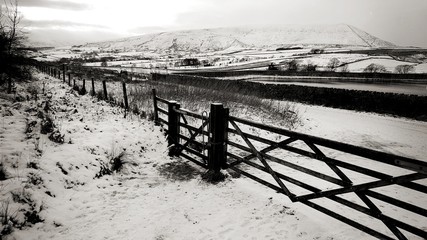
[153,89,210,168]
[153,89,427,240]
[227,116,427,240]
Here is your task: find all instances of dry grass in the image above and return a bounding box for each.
[126,80,302,129]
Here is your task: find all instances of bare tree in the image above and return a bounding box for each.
[326,58,340,71]
[283,59,299,71]
[101,59,108,67]
[1,0,27,93]
[340,64,349,73]
[363,63,387,73]
[300,61,317,72]
[395,64,415,74]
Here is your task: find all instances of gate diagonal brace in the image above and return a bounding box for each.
[304,141,353,185]
[304,141,416,239]
[230,120,296,201]
[175,119,209,156]
[180,114,195,136]
[356,191,407,240]
[294,173,425,202]
[243,137,298,162]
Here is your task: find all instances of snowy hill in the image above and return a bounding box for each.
[84,24,396,53]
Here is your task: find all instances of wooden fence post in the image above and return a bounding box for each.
[122,81,129,110]
[68,73,71,86]
[102,80,108,100]
[82,79,86,94]
[207,103,229,179]
[91,78,95,96]
[152,89,159,124]
[168,101,180,155]
[62,65,66,82]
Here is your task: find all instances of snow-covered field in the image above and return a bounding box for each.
[295,53,370,68]
[296,103,427,160]
[345,58,415,73]
[1,72,426,239]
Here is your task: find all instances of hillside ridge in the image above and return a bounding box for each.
[83,24,396,53]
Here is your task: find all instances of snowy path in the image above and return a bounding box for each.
[297,103,427,160]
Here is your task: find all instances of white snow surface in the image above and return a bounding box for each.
[1,72,426,240]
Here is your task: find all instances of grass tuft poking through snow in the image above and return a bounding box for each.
[95,144,136,178]
[0,161,6,181]
[109,151,128,172]
[0,200,17,234]
[107,143,135,173]
[40,115,54,135]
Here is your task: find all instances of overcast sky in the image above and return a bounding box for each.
[14,0,427,47]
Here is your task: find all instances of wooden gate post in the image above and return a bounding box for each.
[91,78,95,96]
[152,89,159,124]
[207,103,229,175]
[122,81,129,110]
[102,80,108,100]
[167,101,180,155]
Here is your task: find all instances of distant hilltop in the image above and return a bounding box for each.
[83,24,396,53]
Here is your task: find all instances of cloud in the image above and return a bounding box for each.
[22,19,105,29]
[27,28,124,46]
[18,0,89,11]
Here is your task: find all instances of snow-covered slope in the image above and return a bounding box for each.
[85,24,396,53]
